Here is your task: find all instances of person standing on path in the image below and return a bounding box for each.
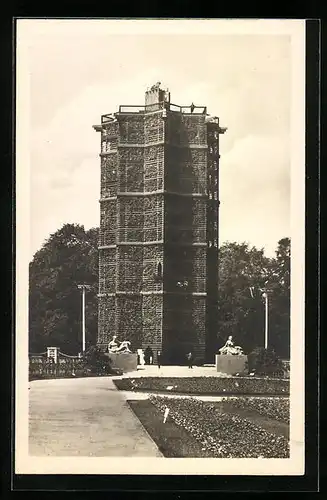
[144,346,153,365]
[187,351,193,369]
[157,350,162,369]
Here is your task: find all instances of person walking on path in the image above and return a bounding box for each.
[144,346,153,365]
[157,350,162,369]
[186,351,193,369]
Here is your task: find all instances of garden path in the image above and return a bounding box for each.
[29,376,163,457]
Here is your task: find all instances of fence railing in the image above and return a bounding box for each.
[29,351,87,380]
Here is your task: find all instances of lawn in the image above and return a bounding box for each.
[129,395,290,458]
[220,396,290,424]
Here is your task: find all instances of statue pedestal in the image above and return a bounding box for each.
[107,352,138,373]
[215,354,248,375]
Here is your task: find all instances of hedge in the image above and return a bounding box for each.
[113,376,289,395]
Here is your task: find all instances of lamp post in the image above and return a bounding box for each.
[77,284,91,353]
[71,234,97,354]
[262,291,269,350]
[250,278,272,350]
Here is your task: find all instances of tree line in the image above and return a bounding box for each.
[29,223,290,359]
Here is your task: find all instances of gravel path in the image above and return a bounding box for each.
[29,377,163,457]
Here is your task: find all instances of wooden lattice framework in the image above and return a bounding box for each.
[93,85,226,363]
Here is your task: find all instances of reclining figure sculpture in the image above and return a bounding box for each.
[108,336,132,354]
[219,335,243,356]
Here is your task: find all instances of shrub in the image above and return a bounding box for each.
[83,345,113,375]
[247,347,284,376]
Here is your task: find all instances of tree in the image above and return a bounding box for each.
[266,238,291,359]
[217,242,271,354]
[29,224,99,354]
[216,239,290,358]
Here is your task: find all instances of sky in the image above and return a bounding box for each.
[19,20,295,261]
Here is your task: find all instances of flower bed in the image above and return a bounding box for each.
[149,396,289,458]
[221,397,290,424]
[114,376,289,395]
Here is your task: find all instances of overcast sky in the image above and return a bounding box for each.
[19,20,297,260]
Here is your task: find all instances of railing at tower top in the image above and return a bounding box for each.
[101,102,208,123]
[101,113,116,124]
[168,103,207,114]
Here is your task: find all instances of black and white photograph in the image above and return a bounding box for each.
[15,19,305,476]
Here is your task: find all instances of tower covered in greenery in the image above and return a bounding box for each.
[93,83,226,363]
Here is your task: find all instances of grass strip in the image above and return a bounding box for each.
[128,400,215,458]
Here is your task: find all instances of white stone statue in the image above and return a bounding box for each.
[108,336,132,354]
[108,335,119,352]
[219,336,243,356]
[116,341,132,353]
